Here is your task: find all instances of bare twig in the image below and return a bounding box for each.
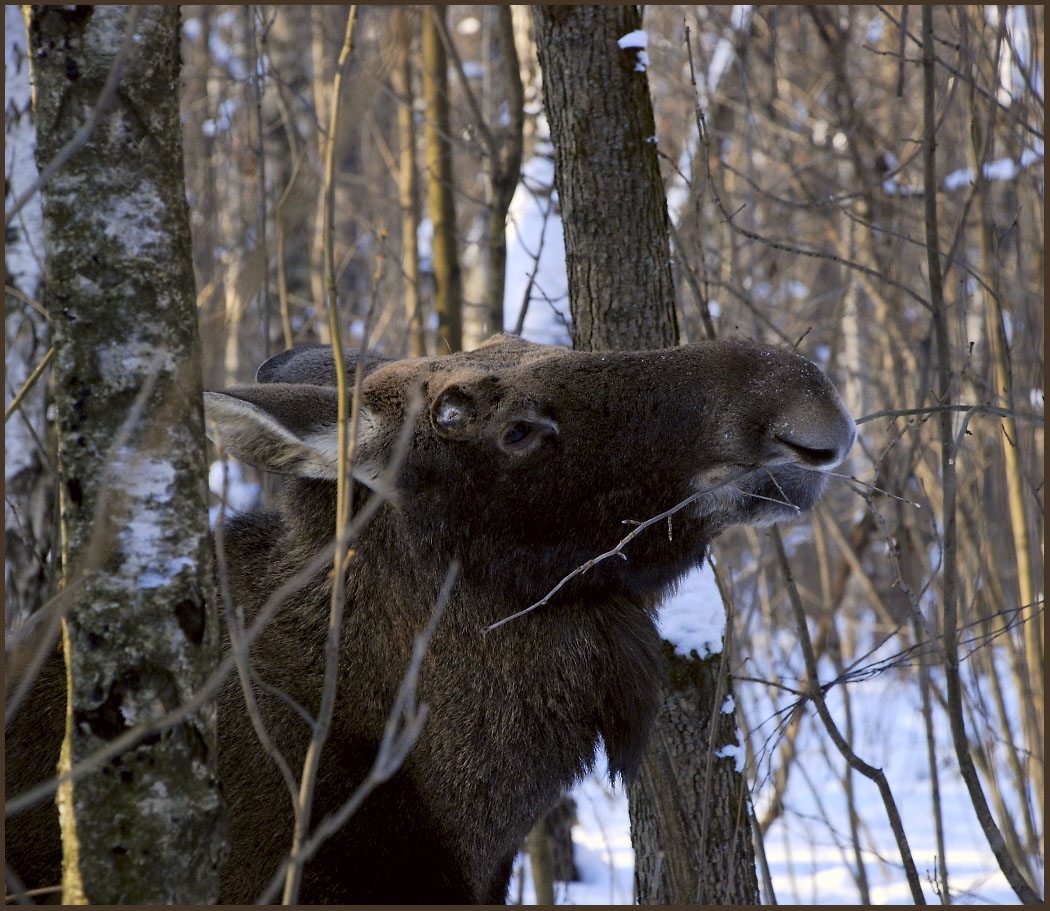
[4,347,54,424]
[274,145,308,351]
[5,539,328,819]
[427,7,496,157]
[483,469,751,633]
[748,801,777,905]
[211,450,302,835]
[4,285,49,319]
[282,10,359,902]
[511,180,556,337]
[684,24,934,316]
[921,11,1041,904]
[245,5,270,357]
[856,403,1043,426]
[771,528,927,904]
[5,351,166,729]
[878,5,1043,141]
[3,866,31,906]
[6,380,421,820]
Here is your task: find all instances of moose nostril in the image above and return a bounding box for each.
[776,436,840,467]
[775,410,856,469]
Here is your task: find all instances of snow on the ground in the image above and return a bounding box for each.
[509,662,1025,905]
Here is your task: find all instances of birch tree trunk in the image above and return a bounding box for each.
[26,6,226,902]
[533,5,759,903]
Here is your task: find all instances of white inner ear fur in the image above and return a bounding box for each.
[301,409,384,489]
[205,393,388,486]
[203,392,335,479]
[204,392,305,455]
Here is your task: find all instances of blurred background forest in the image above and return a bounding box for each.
[6,4,1043,904]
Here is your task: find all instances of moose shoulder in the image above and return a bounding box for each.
[4,335,855,904]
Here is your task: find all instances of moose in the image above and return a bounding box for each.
[5,334,855,903]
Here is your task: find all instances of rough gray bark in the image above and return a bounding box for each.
[533,4,678,352]
[533,5,758,904]
[26,6,226,902]
[628,645,760,904]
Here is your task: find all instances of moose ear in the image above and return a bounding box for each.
[205,385,391,488]
[204,386,342,479]
[256,346,395,386]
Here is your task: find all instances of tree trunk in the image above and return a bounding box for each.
[392,6,425,358]
[533,4,677,352]
[526,820,556,905]
[422,5,462,353]
[484,5,525,338]
[27,6,226,902]
[629,646,760,904]
[533,5,759,904]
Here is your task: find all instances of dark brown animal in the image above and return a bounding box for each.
[5,335,855,904]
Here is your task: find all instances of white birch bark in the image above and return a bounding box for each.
[25,6,226,901]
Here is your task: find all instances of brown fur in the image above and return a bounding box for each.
[5,335,855,904]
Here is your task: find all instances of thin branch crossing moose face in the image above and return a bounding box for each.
[196,334,855,903]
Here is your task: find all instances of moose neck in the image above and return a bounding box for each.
[317,491,667,898]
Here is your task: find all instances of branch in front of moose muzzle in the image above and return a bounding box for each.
[255,560,459,906]
[483,468,753,633]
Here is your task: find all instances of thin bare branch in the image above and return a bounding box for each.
[4,347,53,424]
[771,527,927,904]
[484,469,752,633]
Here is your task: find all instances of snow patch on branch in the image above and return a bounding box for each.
[617,29,650,72]
[714,741,745,772]
[657,562,725,658]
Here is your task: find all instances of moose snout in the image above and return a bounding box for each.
[772,403,857,470]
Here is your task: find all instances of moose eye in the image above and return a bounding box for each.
[502,422,531,446]
[500,418,558,452]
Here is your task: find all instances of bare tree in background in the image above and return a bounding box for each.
[534,5,758,904]
[391,6,425,358]
[5,5,54,635]
[6,6,225,902]
[422,5,462,354]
